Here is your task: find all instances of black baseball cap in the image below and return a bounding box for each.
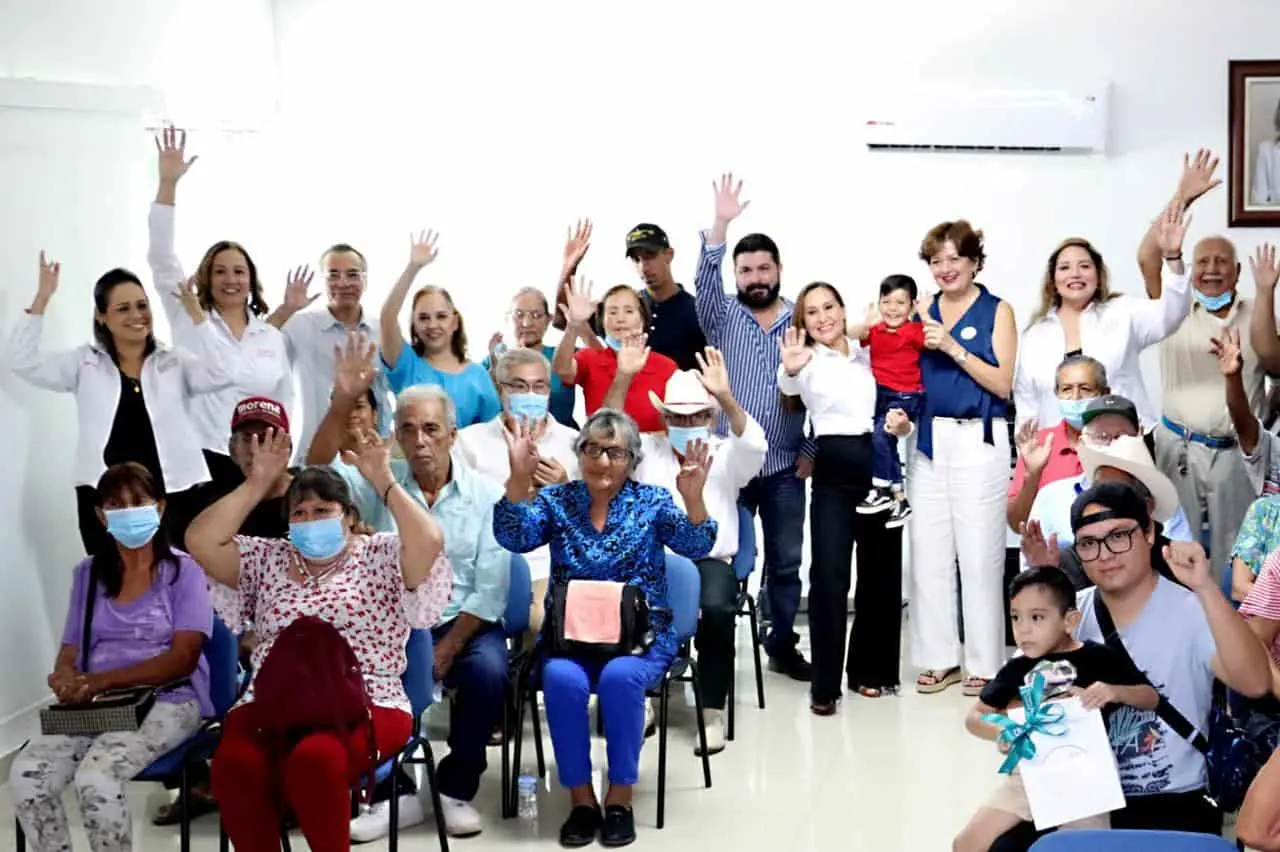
[1070,480,1152,534]
[625,223,671,258]
[1080,394,1140,431]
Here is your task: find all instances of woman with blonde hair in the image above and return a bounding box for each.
[1013,221,1191,435]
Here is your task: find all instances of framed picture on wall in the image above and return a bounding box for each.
[1229,59,1280,226]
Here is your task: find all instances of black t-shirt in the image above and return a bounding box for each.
[980,641,1148,723]
[191,468,295,540]
[642,287,707,372]
[102,371,165,491]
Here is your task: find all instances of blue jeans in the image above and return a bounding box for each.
[738,468,805,655]
[542,648,674,788]
[432,620,508,802]
[871,387,923,486]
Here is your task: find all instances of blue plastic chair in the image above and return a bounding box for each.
[727,504,765,741]
[15,617,239,852]
[1029,829,1237,850]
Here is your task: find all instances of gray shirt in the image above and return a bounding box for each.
[1242,420,1280,497]
[1076,577,1216,796]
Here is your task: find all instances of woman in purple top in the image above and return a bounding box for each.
[9,462,213,852]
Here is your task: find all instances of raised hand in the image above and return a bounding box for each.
[33,251,60,309]
[154,124,198,183]
[1176,148,1222,207]
[283,265,319,312]
[408,228,440,269]
[1251,244,1279,293]
[488,331,505,361]
[694,347,731,398]
[713,173,750,223]
[1163,540,1212,592]
[616,334,651,376]
[246,428,292,488]
[675,438,713,501]
[173,275,205,322]
[778,326,813,375]
[341,427,395,488]
[558,276,598,327]
[1015,418,1055,475]
[864,302,880,327]
[1019,520,1060,569]
[1211,326,1243,377]
[332,331,378,400]
[1155,201,1191,257]
[503,417,541,479]
[561,218,593,280]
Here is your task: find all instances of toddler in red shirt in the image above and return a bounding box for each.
[848,274,924,528]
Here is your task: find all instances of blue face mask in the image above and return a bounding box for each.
[1193,288,1234,312]
[289,517,348,562]
[667,425,710,455]
[507,392,550,423]
[104,505,161,550]
[604,335,623,351]
[1057,397,1091,430]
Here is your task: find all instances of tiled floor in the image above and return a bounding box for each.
[0,624,1110,851]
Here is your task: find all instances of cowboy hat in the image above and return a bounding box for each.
[649,371,716,416]
[1078,434,1180,523]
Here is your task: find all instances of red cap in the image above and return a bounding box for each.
[231,397,290,434]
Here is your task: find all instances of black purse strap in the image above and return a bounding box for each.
[81,561,97,674]
[1092,591,1209,754]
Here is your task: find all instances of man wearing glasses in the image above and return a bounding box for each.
[484,286,579,428]
[991,481,1269,850]
[268,243,392,462]
[458,347,579,634]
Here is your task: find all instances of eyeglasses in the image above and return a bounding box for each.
[581,444,629,463]
[503,380,551,394]
[1073,525,1141,562]
[1080,428,1127,447]
[512,310,547,322]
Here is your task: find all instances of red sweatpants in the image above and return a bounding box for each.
[212,703,412,852]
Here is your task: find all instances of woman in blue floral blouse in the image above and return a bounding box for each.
[494,408,716,848]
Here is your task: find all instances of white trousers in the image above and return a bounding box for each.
[908,418,1009,679]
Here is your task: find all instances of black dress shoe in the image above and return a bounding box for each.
[601,805,636,847]
[559,805,602,848]
[766,648,813,682]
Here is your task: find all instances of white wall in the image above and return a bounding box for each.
[0,0,277,756]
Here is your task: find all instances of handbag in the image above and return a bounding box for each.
[545,579,654,661]
[1093,592,1260,812]
[39,561,186,737]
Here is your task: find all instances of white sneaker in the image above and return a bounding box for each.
[439,794,483,837]
[695,709,726,756]
[643,699,656,738]
[350,795,425,844]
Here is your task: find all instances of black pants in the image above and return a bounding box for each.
[75,483,204,555]
[809,434,902,704]
[988,789,1223,851]
[693,557,739,710]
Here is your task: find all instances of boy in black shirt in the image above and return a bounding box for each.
[953,566,1158,852]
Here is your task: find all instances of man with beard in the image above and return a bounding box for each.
[1136,149,1261,579]
[691,172,812,681]
[625,223,707,371]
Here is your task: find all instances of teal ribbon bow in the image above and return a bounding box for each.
[980,671,1069,774]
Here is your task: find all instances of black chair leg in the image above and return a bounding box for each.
[727,653,736,742]
[16,816,26,852]
[389,759,401,852]
[179,759,191,852]
[690,661,712,789]
[280,825,293,852]
[423,740,450,852]
[531,691,546,778]
[747,594,766,709]
[510,685,527,817]
[219,821,229,852]
[500,689,512,819]
[656,679,670,830]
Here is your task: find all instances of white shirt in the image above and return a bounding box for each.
[6,313,240,490]
[280,308,390,464]
[1255,139,1280,207]
[636,415,768,561]
[775,338,876,436]
[1014,267,1191,432]
[147,204,293,454]
[454,415,580,581]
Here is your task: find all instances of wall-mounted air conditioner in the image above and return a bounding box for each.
[863,85,1110,154]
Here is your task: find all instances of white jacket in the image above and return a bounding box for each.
[7,312,241,490]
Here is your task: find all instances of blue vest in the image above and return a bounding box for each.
[917,284,1009,458]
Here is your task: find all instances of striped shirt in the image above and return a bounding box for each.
[693,231,808,477]
[1240,546,1280,664]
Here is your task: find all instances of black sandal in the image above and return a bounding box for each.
[559,805,602,848]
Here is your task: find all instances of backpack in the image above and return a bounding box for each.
[253,615,378,800]
[1093,593,1263,812]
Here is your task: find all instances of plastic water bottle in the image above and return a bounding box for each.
[516,774,539,828]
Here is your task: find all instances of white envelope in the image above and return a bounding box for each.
[1007,696,1126,830]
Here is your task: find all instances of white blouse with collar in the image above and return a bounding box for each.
[776,338,877,437]
[1013,266,1191,431]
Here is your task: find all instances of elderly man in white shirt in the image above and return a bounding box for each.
[456,347,579,633]
[637,347,767,755]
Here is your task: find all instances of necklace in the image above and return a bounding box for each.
[293,551,346,589]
